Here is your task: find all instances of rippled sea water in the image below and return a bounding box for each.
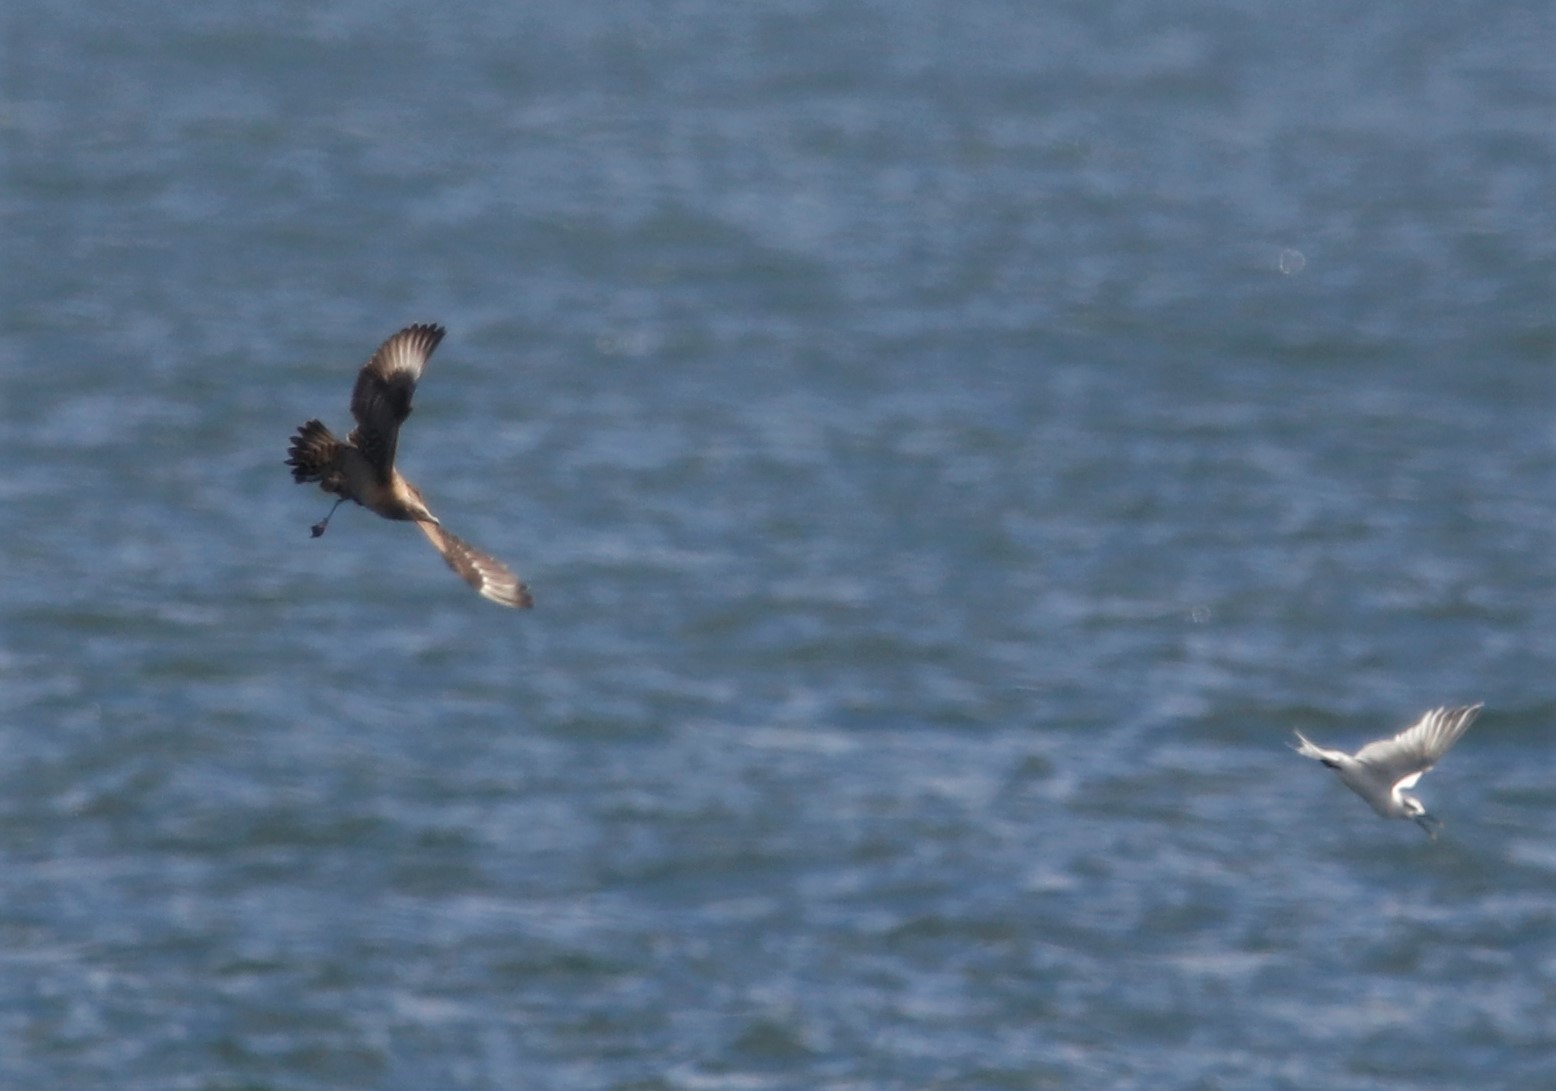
[3,2,1555,1088]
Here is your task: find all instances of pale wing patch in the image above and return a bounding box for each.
[372,324,443,383]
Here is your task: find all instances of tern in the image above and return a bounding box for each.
[286,323,533,608]
[1291,704,1482,838]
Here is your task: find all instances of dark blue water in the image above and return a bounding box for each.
[3,2,1554,1088]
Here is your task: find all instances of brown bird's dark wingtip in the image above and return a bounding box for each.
[485,580,534,610]
[398,322,447,351]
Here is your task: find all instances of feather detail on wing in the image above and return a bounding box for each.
[415,519,533,608]
[348,323,446,480]
[1354,704,1482,784]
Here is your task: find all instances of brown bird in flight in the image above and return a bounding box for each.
[286,323,532,608]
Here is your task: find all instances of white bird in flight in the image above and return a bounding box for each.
[1291,704,1482,838]
[286,323,532,608]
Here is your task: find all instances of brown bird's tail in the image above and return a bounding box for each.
[286,420,345,485]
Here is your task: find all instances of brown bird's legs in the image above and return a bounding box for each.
[311,498,347,538]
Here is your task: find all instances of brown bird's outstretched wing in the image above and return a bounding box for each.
[415,519,533,608]
[348,323,445,481]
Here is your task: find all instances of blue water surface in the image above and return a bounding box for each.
[2,2,1554,1088]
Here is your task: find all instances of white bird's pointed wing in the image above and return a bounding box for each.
[1353,704,1482,785]
[348,323,445,481]
[415,518,533,608]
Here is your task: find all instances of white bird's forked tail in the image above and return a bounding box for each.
[1290,731,1340,766]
